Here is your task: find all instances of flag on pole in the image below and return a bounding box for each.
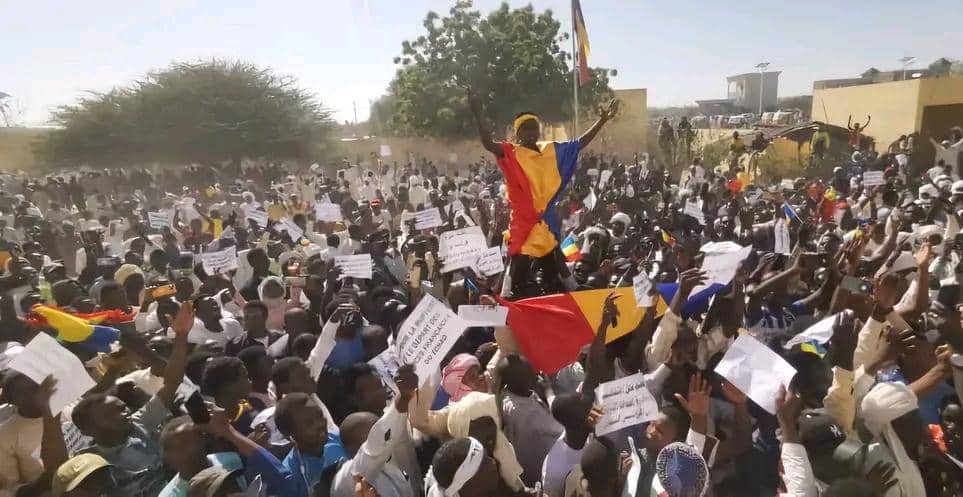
[573,0,591,86]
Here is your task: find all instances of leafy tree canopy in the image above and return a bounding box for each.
[377,0,615,138]
[42,60,332,166]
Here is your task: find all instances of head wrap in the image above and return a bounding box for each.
[429,437,485,497]
[609,212,631,228]
[651,442,709,497]
[513,114,539,135]
[442,354,482,403]
[445,392,524,490]
[860,382,925,497]
[114,264,144,286]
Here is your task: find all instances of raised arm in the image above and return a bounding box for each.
[578,99,619,150]
[157,301,194,407]
[467,88,504,158]
[583,292,619,396]
[862,115,871,130]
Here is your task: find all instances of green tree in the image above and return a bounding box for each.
[377,0,615,138]
[42,60,332,166]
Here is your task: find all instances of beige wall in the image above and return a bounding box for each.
[812,79,922,149]
[589,88,647,159]
[0,128,47,171]
[811,77,963,151]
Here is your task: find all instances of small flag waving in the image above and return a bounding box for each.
[573,0,591,86]
[782,202,801,224]
[561,234,581,261]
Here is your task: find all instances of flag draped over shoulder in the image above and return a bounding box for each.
[573,0,591,86]
[497,287,666,374]
[496,141,580,258]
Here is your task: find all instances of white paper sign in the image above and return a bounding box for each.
[439,226,487,273]
[780,179,796,191]
[695,241,752,294]
[201,247,238,274]
[147,211,171,229]
[594,372,660,436]
[379,144,393,157]
[714,334,798,414]
[368,347,401,395]
[599,169,613,187]
[684,199,705,225]
[395,295,469,384]
[583,189,598,210]
[862,171,885,187]
[457,305,508,327]
[276,218,304,241]
[633,273,654,307]
[414,208,443,230]
[9,333,97,414]
[246,209,268,228]
[774,218,791,255]
[314,203,343,223]
[784,314,837,349]
[335,254,373,280]
[474,247,505,276]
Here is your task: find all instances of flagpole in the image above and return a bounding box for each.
[571,0,579,139]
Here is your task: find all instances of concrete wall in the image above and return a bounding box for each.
[917,77,963,111]
[811,79,923,149]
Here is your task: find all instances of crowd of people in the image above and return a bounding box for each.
[1,96,963,497]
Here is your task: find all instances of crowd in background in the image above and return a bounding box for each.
[1,112,963,497]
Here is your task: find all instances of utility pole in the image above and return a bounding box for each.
[754,62,770,116]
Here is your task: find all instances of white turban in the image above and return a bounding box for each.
[609,212,631,228]
[860,382,925,497]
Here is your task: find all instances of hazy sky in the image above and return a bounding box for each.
[3,0,961,125]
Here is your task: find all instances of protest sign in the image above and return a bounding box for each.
[862,170,885,187]
[457,305,508,327]
[714,334,797,414]
[414,207,443,230]
[583,189,598,210]
[9,333,96,414]
[335,254,373,280]
[633,272,654,307]
[148,211,171,229]
[474,246,505,276]
[379,144,392,157]
[276,218,304,241]
[774,218,791,255]
[439,226,487,273]
[695,241,752,294]
[395,295,469,384]
[368,347,401,395]
[314,203,343,223]
[246,209,268,228]
[599,169,613,187]
[594,372,660,436]
[201,247,238,274]
[683,199,705,225]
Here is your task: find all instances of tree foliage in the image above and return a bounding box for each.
[376,0,615,138]
[42,60,332,166]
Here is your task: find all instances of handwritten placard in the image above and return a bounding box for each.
[276,218,304,241]
[594,372,660,436]
[335,254,373,280]
[395,295,469,384]
[414,208,443,230]
[457,305,508,327]
[368,347,401,395]
[201,247,238,274]
[633,272,654,307]
[246,209,268,228]
[314,203,343,223]
[474,247,505,276]
[147,211,171,229]
[439,226,487,273]
[9,333,96,414]
[862,170,885,187]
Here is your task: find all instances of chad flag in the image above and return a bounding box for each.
[573,0,591,86]
[30,305,123,353]
[497,287,667,374]
[496,141,580,258]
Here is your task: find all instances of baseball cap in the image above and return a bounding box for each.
[798,410,846,457]
[188,467,243,497]
[51,454,111,497]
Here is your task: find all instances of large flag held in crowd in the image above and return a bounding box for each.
[498,287,667,374]
[573,0,591,86]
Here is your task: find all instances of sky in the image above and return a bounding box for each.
[2,0,961,126]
